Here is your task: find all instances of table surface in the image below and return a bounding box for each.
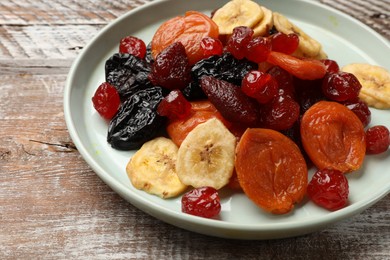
[1,0,389,258]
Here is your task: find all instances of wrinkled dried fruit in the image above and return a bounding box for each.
[149,42,192,90]
[200,76,259,126]
[307,168,349,211]
[181,186,221,218]
[107,87,165,150]
[105,53,152,101]
[365,125,390,154]
[92,82,121,120]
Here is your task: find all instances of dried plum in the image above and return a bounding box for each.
[192,52,257,86]
[107,87,165,150]
[105,53,153,101]
[187,52,257,101]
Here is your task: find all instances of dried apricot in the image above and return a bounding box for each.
[151,11,219,65]
[300,101,366,173]
[235,128,308,214]
[267,51,326,80]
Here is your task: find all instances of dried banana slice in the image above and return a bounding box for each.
[253,6,274,37]
[176,118,236,190]
[273,12,327,59]
[126,137,188,198]
[212,0,264,35]
[342,63,390,109]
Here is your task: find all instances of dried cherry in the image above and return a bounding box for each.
[307,168,349,211]
[181,186,221,218]
[365,125,390,154]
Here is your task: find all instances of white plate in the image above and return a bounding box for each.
[64,0,390,239]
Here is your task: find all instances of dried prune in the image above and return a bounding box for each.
[107,87,165,150]
[105,53,152,101]
[187,52,257,100]
[192,52,257,86]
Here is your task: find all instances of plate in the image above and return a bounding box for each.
[64,0,390,239]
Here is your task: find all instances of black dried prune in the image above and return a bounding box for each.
[105,53,153,101]
[107,87,165,150]
[192,52,257,86]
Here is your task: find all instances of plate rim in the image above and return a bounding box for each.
[64,0,390,239]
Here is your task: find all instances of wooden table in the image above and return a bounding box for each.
[1,0,389,258]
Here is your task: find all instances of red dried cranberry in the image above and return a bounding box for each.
[157,90,192,120]
[245,36,271,63]
[321,71,362,102]
[307,168,349,211]
[365,125,390,154]
[320,59,340,73]
[267,66,296,99]
[181,186,221,218]
[200,37,223,58]
[119,36,147,59]
[148,42,192,90]
[270,32,299,54]
[92,82,121,120]
[342,98,371,127]
[259,95,300,131]
[241,70,278,104]
[226,26,254,59]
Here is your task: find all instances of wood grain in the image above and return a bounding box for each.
[1,0,389,259]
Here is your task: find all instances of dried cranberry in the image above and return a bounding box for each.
[157,90,192,120]
[307,168,349,211]
[148,42,191,90]
[321,71,362,102]
[259,96,300,131]
[365,125,390,154]
[342,98,371,127]
[270,32,299,54]
[119,36,147,59]
[181,186,221,218]
[267,66,295,99]
[320,59,340,73]
[200,37,223,58]
[226,26,254,59]
[245,36,271,63]
[241,70,278,104]
[92,82,121,120]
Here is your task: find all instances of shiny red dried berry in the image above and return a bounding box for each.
[270,32,299,55]
[320,59,340,73]
[321,71,362,102]
[200,37,223,58]
[342,98,371,127]
[149,42,191,90]
[181,186,221,218]
[92,82,121,120]
[241,70,278,104]
[307,168,349,211]
[245,37,271,63]
[226,26,254,59]
[365,125,390,154]
[259,96,300,131]
[157,90,192,120]
[119,36,147,59]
